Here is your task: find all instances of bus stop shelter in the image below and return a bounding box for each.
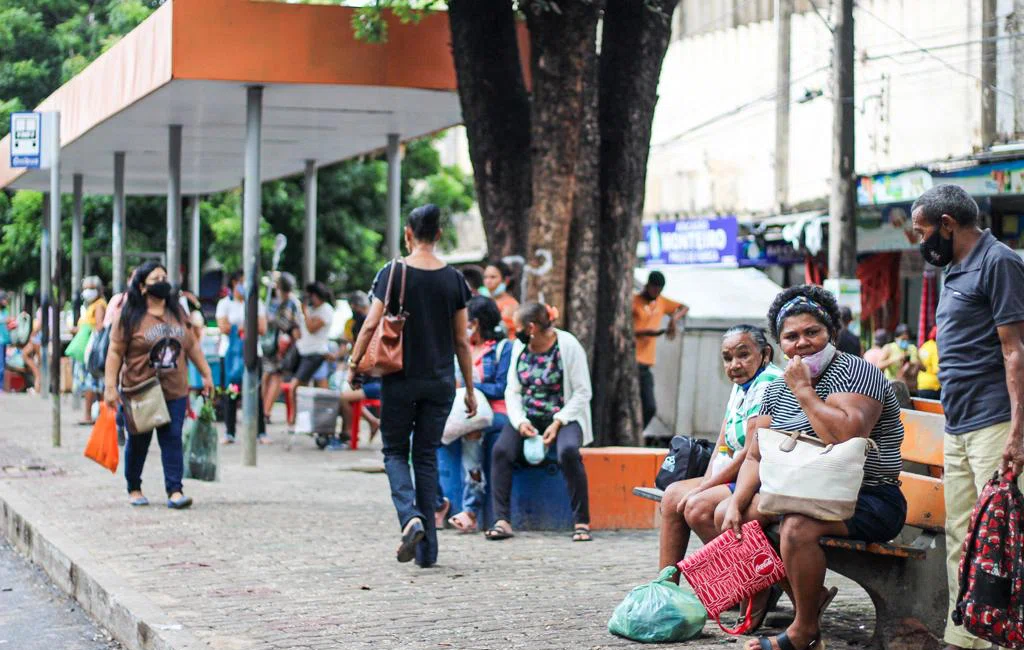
[0,0,481,459]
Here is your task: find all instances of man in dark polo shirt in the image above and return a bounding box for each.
[911,184,1024,650]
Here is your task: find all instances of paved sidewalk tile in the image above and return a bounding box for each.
[0,394,877,649]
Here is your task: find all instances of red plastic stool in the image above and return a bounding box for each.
[350,398,381,450]
[281,383,295,425]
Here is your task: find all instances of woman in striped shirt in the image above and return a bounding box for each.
[723,285,906,650]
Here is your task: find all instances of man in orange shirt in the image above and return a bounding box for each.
[633,271,688,429]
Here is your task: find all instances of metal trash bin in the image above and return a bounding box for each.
[294,386,340,436]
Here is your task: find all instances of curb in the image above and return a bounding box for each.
[0,481,203,650]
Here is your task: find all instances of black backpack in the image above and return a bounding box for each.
[655,436,715,490]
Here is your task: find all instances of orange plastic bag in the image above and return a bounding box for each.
[84,404,119,473]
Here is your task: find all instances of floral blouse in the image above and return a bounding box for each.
[516,342,565,420]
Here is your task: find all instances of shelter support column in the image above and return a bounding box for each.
[48,113,61,447]
[112,152,126,294]
[72,174,84,316]
[190,197,201,296]
[242,86,263,467]
[386,134,402,259]
[167,125,183,289]
[303,160,317,286]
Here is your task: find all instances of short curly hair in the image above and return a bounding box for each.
[766,284,842,343]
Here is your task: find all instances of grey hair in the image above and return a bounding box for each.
[83,275,104,292]
[911,184,979,227]
[723,324,774,363]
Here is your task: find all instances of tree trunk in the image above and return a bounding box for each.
[447,0,532,260]
[591,0,677,446]
[523,3,601,317]
[563,13,602,364]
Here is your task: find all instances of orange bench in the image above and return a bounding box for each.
[580,447,667,529]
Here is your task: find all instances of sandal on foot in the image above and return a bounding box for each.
[817,586,838,627]
[572,525,592,542]
[434,498,451,529]
[448,511,477,533]
[741,583,785,634]
[485,521,514,541]
[129,496,149,507]
[397,518,425,563]
[757,632,823,650]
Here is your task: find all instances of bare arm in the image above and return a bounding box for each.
[348,300,384,366]
[258,313,268,336]
[998,322,1024,476]
[103,335,126,406]
[729,414,770,514]
[217,317,231,335]
[785,356,880,444]
[452,308,474,395]
[94,304,106,330]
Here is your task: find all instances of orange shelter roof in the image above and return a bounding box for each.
[0,0,499,195]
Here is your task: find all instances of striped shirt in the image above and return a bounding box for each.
[758,352,904,487]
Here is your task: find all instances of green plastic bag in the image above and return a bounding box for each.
[183,396,219,482]
[65,323,93,363]
[608,566,707,643]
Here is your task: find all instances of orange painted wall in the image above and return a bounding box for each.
[581,447,668,530]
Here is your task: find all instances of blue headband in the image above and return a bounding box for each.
[775,296,833,332]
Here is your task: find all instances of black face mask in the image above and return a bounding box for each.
[516,329,531,345]
[919,228,954,267]
[146,281,172,300]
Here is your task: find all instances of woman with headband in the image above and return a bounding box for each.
[486,302,594,542]
[719,285,906,650]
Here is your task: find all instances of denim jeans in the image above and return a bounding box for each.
[461,412,508,516]
[638,364,656,429]
[380,375,456,567]
[0,344,6,390]
[124,396,188,496]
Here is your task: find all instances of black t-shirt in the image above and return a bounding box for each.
[837,329,862,356]
[371,261,471,380]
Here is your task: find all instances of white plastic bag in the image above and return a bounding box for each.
[442,388,493,445]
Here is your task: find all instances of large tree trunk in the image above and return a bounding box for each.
[523,3,601,318]
[591,0,677,446]
[447,0,532,260]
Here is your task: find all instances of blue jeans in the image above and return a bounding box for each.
[461,412,508,516]
[0,344,6,390]
[124,397,188,496]
[380,375,456,567]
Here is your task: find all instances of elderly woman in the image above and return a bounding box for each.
[659,326,781,578]
[720,285,906,650]
[74,276,107,425]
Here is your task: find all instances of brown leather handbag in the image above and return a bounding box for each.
[356,259,407,377]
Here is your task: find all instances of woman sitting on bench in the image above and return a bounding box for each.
[659,325,781,584]
[716,285,906,650]
[486,302,593,542]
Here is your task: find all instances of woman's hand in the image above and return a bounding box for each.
[347,367,362,389]
[542,420,561,445]
[103,385,119,409]
[721,500,744,540]
[518,421,538,438]
[201,374,214,398]
[464,389,478,418]
[784,355,812,394]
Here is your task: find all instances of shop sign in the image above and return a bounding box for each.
[857,169,933,206]
[738,239,803,267]
[639,217,738,266]
[937,160,1024,196]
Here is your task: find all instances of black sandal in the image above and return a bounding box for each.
[572,525,592,542]
[396,518,425,563]
[740,583,785,634]
[756,632,823,650]
[485,521,515,541]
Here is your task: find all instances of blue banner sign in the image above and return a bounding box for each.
[640,217,739,266]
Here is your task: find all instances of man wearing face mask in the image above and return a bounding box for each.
[910,184,1024,650]
[633,270,689,430]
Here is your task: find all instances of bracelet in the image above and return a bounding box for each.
[348,359,360,370]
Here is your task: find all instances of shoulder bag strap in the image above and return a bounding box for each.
[382,259,398,316]
[397,259,408,313]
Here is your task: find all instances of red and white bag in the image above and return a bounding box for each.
[677,520,786,635]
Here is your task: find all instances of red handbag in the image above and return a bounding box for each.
[677,520,786,635]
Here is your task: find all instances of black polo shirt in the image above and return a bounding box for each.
[936,230,1024,434]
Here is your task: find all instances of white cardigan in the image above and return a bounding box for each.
[505,329,594,446]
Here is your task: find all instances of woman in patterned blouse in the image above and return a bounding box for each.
[486,303,594,542]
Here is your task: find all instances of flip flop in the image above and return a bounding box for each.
[434,498,451,529]
[572,525,593,542]
[740,583,785,634]
[817,586,838,627]
[485,521,515,541]
[756,632,823,650]
[448,511,477,533]
[397,518,425,563]
[167,495,193,510]
[129,496,149,507]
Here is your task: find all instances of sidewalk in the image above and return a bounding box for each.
[0,393,876,650]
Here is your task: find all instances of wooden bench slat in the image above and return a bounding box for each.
[900,409,945,467]
[819,536,926,560]
[911,398,944,415]
[901,472,945,532]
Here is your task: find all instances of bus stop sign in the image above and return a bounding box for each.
[10,112,42,169]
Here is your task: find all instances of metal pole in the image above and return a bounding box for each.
[386,134,402,259]
[190,196,201,296]
[167,125,183,289]
[303,160,317,286]
[242,86,263,467]
[773,0,792,213]
[112,152,126,293]
[71,174,83,317]
[828,0,857,279]
[49,113,62,447]
[981,0,998,149]
[1014,0,1024,139]
[39,194,50,401]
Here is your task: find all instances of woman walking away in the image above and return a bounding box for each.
[723,285,906,650]
[104,262,214,509]
[348,204,476,568]
[487,303,593,542]
[447,296,514,533]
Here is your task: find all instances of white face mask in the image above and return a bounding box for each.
[801,343,837,379]
[82,288,99,304]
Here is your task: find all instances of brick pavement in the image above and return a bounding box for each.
[0,393,878,649]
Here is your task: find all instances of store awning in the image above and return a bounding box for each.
[634,266,783,326]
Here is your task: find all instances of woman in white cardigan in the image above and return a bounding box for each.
[486,302,593,542]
